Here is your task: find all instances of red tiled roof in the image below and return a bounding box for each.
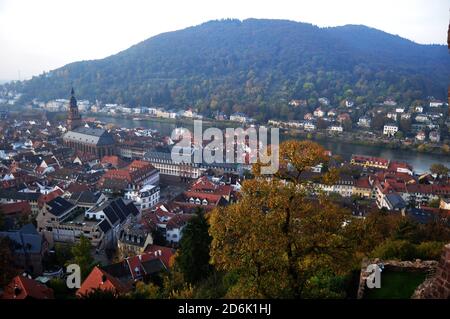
[183,191,224,204]
[355,177,371,189]
[66,182,90,194]
[352,155,389,166]
[126,246,175,279]
[76,266,132,297]
[0,201,31,216]
[38,189,64,208]
[101,155,119,166]
[144,245,176,268]
[166,213,195,230]
[1,275,54,299]
[388,161,413,172]
[101,160,156,184]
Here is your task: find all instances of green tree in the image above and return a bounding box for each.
[78,288,124,299]
[0,237,17,287]
[342,119,353,131]
[176,210,212,284]
[394,131,404,139]
[55,243,73,267]
[0,210,5,231]
[47,278,75,299]
[399,118,411,134]
[371,239,417,260]
[415,242,445,260]
[70,236,95,280]
[371,114,385,131]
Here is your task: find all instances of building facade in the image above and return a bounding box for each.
[63,89,115,158]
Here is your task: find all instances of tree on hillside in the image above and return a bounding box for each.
[176,209,212,284]
[371,114,385,131]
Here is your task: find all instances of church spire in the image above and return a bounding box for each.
[70,87,77,108]
[67,88,81,130]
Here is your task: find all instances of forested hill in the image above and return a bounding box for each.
[5,18,449,121]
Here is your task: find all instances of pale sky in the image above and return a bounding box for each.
[0,0,448,80]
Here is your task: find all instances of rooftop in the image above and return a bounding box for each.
[63,127,115,146]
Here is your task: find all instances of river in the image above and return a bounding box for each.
[94,115,450,174]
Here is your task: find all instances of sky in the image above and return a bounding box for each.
[0,0,448,81]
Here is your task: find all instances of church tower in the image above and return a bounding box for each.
[67,88,82,131]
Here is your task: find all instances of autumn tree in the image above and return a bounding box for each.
[130,281,161,299]
[209,140,358,298]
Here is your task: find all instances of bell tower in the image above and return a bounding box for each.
[67,88,82,130]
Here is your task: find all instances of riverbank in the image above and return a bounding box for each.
[88,114,449,173]
[281,129,450,157]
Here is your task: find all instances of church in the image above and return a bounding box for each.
[62,89,116,158]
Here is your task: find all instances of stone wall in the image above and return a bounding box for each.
[412,243,450,299]
[357,258,438,299]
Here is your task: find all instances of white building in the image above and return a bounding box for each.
[429,131,440,143]
[125,184,160,211]
[328,125,343,133]
[318,97,330,106]
[416,131,426,141]
[357,116,371,128]
[386,112,398,121]
[304,122,316,131]
[383,124,399,137]
[230,112,253,123]
[415,114,429,123]
[400,113,412,120]
[414,106,424,113]
[313,108,325,118]
[429,100,444,107]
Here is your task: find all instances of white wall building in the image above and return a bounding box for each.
[383,124,399,137]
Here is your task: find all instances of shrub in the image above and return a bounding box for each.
[415,241,445,260]
[371,240,417,260]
